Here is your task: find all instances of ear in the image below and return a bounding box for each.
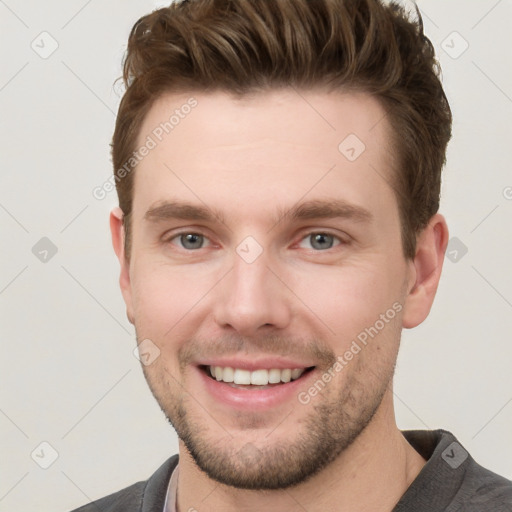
[402,213,449,329]
[110,207,135,325]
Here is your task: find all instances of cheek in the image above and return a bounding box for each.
[130,248,406,345]
[289,260,405,344]
[130,260,224,342]
[131,266,186,333]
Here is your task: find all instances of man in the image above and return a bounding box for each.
[73,0,512,510]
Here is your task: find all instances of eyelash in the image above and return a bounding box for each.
[163,230,347,252]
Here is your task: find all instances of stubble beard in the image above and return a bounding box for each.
[143,356,395,490]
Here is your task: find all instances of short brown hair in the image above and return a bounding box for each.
[112,0,452,260]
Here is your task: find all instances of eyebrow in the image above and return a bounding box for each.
[144,201,223,223]
[277,199,372,224]
[143,198,373,227]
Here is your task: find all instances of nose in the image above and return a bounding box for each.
[213,250,292,336]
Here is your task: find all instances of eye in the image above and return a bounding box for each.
[167,232,211,250]
[298,232,342,251]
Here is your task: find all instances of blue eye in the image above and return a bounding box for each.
[299,233,341,251]
[171,233,209,250]
[166,231,343,252]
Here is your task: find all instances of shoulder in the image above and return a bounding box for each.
[457,459,512,510]
[68,454,179,512]
[70,481,146,512]
[398,429,512,511]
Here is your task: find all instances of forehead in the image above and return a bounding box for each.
[132,88,398,226]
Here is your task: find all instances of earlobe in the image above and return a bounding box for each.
[110,207,135,325]
[402,214,449,329]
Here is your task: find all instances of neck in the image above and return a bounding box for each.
[176,391,426,512]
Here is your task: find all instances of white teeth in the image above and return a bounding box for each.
[250,369,268,385]
[208,366,306,385]
[281,369,291,383]
[268,368,281,384]
[233,369,251,385]
[291,368,303,380]
[222,366,234,383]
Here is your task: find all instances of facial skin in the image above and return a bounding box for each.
[111,88,449,511]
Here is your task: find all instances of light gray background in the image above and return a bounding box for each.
[1,1,511,511]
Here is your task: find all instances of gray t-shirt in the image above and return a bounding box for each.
[393,429,512,511]
[71,429,512,511]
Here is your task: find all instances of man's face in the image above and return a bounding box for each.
[118,88,416,489]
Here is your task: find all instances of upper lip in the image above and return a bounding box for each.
[196,357,315,371]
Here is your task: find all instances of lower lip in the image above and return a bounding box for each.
[197,367,315,411]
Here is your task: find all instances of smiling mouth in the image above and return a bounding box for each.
[201,365,315,389]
